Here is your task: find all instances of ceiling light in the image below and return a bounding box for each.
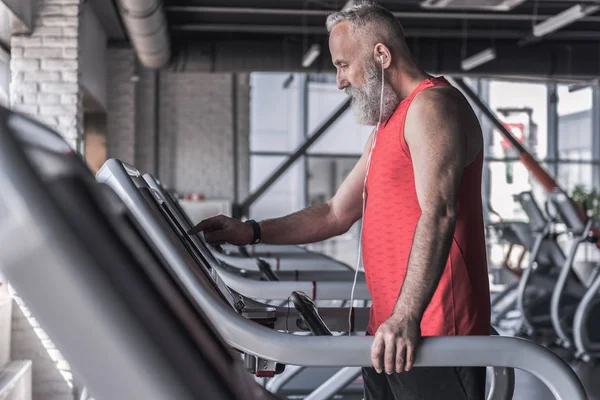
[533,4,600,38]
[567,78,600,93]
[301,44,321,68]
[461,48,496,71]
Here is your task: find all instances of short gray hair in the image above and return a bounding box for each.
[326,1,405,48]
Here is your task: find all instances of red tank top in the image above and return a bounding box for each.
[362,76,490,336]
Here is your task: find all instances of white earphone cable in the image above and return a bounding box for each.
[348,56,386,336]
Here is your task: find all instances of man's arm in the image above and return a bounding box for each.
[393,88,466,322]
[371,87,470,375]
[188,131,375,247]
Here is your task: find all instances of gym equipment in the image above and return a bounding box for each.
[548,189,600,361]
[513,191,570,340]
[97,160,371,302]
[220,243,355,272]
[144,173,362,283]
[453,78,600,248]
[0,108,274,400]
[0,107,589,400]
[491,191,567,339]
[98,160,600,400]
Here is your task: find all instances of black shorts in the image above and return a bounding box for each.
[361,365,486,400]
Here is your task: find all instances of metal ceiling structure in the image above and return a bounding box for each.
[101,0,600,80]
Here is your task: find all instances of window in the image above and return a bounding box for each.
[486,80,548,221]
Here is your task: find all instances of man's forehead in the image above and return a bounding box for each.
[329,22,359,55]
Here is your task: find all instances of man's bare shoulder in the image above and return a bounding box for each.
[404,86,464,142]
[409,85,467,119]
[405,84,482,162]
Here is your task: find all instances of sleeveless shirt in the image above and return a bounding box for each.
[361,76,491,336]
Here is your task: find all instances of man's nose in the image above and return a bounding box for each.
[336,73,349,90]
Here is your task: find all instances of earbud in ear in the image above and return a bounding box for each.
[379,55,384,64]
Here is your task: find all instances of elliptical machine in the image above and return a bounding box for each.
[491,191,573,345]
[547,188,600,362]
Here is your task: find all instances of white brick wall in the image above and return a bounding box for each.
[10,295,73,400]
[9,0,83,148]
[0,284,12,367]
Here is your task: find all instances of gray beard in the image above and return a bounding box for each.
[345,60,400,126]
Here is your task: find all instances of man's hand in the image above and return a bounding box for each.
[371,313,421,374]
[187,215,254,247]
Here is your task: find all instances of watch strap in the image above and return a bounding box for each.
[245,219,261,245]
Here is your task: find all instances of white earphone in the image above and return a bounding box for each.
[348,52,387,335]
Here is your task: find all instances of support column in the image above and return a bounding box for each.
[106,46,136,164]
[303,74,310,207]
[547,83,559,177]
[477,78,493,224]
[9,0,83,152]
[236,73,251,203]
[592,87,600,190]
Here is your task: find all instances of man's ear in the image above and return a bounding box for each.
[373,43,391,68]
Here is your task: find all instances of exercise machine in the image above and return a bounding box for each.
[144,173,362,283]
[0,108,588,400]
[97,160,371,303]
[548,189,600,361]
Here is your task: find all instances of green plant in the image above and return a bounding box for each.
[570,185,600,221]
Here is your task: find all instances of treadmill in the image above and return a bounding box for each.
[144,173,361,283]
[0,107,588,400]
[0,107,279,400]
[97,160,371,303]
[96,162,584,399]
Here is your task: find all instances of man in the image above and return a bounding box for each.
[189,1,491,399]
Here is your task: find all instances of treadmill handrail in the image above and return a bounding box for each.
[99,160,587,400]
[163,244,586,400]
[217,267,371,301]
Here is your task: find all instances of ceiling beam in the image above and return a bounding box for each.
[165,6,600,23]
[171,24,600,40]
[167,36,600,80]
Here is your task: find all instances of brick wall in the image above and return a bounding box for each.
[9,0,83,150]
[11,294,72,400]
[0,284,11,367]
[158,72,236,198]
[105,47,250,203]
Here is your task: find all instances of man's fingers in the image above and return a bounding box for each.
[384,333,396,375]
[395,339,406,373]
[405,341,415,371]
[371,335,385,373]
[187,216,223,235]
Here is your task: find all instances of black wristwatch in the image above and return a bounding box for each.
[245,219,261,245]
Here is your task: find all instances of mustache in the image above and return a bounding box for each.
[345,86,359,97]
[345,86,369,103]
